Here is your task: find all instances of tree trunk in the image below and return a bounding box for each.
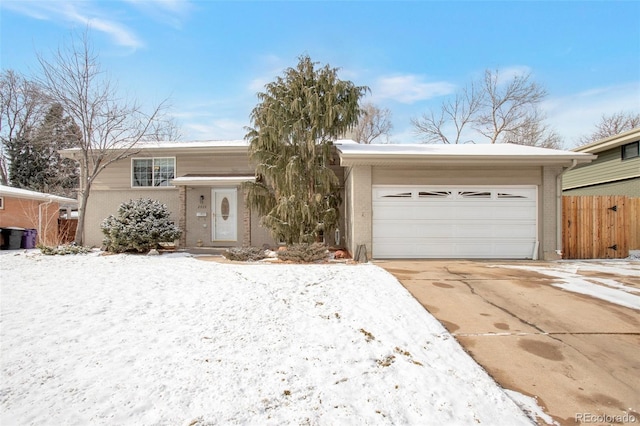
[74,181,91,246]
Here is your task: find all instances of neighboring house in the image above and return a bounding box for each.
[0,185,78,246]
[563,127,640,196]
[62,141,593,260]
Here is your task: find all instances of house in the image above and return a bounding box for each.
[0,185,78,246]
[563,127,640,196]
[61,141,594,260]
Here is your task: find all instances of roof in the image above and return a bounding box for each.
[573,127,640,154]
[60,140,249,158]
[0,185,78,207]
[336,143,596,167]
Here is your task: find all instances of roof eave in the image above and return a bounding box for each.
[59,144,250,160]
[574,127,640,153]
[339,154,596,167]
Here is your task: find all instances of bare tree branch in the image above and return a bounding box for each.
[353,102,393,144]
[36,29,176,245]
[504,110,562,149]
[413,69,553,147]
[475,70,546,144]
[577,111,640,146]
[0,70,49,184]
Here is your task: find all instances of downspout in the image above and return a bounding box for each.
[556,159,578,258]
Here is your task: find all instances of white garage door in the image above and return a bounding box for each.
[372,186,537,259]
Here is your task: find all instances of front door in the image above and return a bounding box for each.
[212,188,237,241]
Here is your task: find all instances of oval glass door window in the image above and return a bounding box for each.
[221,197,230,220]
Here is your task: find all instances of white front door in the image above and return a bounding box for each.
[212,188,237,241]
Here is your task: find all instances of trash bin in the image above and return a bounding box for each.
[0,227,25,250]
[22,228,37,249]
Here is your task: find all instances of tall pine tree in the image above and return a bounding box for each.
[244,55,368,244]
[8,103,80,197]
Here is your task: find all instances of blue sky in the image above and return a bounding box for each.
[1,0,639,146]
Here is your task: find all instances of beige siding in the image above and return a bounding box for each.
[372,166,542,185]
[563,147,640,190]
[344,165,372,260]
[83,189,180,247]
[92,151,253,190]
[542,165,563,260]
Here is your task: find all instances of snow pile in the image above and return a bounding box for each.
[1,251,533,425]
[498,261,640,310]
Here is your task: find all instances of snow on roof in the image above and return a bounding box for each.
[59,140,250,155]
[337,143,596,166]
[135,139,249,149]
[0,185,78,205]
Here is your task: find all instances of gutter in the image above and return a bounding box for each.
[556,159,578,257]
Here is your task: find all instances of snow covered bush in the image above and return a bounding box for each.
[101,198,181,253]
[39,244,92,255]
[222,246,268,262]
[277,242,329,263]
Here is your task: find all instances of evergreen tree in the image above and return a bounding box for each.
[7,135,48,190]
[244,55,368,244]
[7,103,80,197]
[32,103,81,197]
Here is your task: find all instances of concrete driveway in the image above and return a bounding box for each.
[377,260,640,426]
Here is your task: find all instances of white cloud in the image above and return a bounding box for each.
[543,81,640,147]
[182,117,247,141]
[492,65,533,84]
[121,0,193,28]
[373,74,456,104]
[2,1,144,49]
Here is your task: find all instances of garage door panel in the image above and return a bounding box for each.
[373,221,455,238]
[372,185,537,259]
[453,224,535,239]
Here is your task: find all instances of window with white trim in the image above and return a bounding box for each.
[132,157,175,187]
[0,196,3,209]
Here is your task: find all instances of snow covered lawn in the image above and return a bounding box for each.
[1,251,533,425]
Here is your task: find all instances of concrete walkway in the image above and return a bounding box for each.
[377,260,640,426]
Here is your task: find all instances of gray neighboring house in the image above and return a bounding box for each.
[62,140,594,260]
[563,127,640,196]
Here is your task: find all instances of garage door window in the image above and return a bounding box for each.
[459,191,491,198]
[418,191,452,198]
[381,191,412,198]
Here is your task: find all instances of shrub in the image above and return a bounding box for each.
[277,242,329,263]
[39,244,92,255]
[222,246,268,262]
[101,198,182,253]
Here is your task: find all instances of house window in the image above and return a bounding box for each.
[622,141,639,160]
[132,157,175,187]
[0,196,3,209]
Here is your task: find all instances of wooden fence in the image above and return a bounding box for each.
[562,196,639,259]
[58,218,77,244]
